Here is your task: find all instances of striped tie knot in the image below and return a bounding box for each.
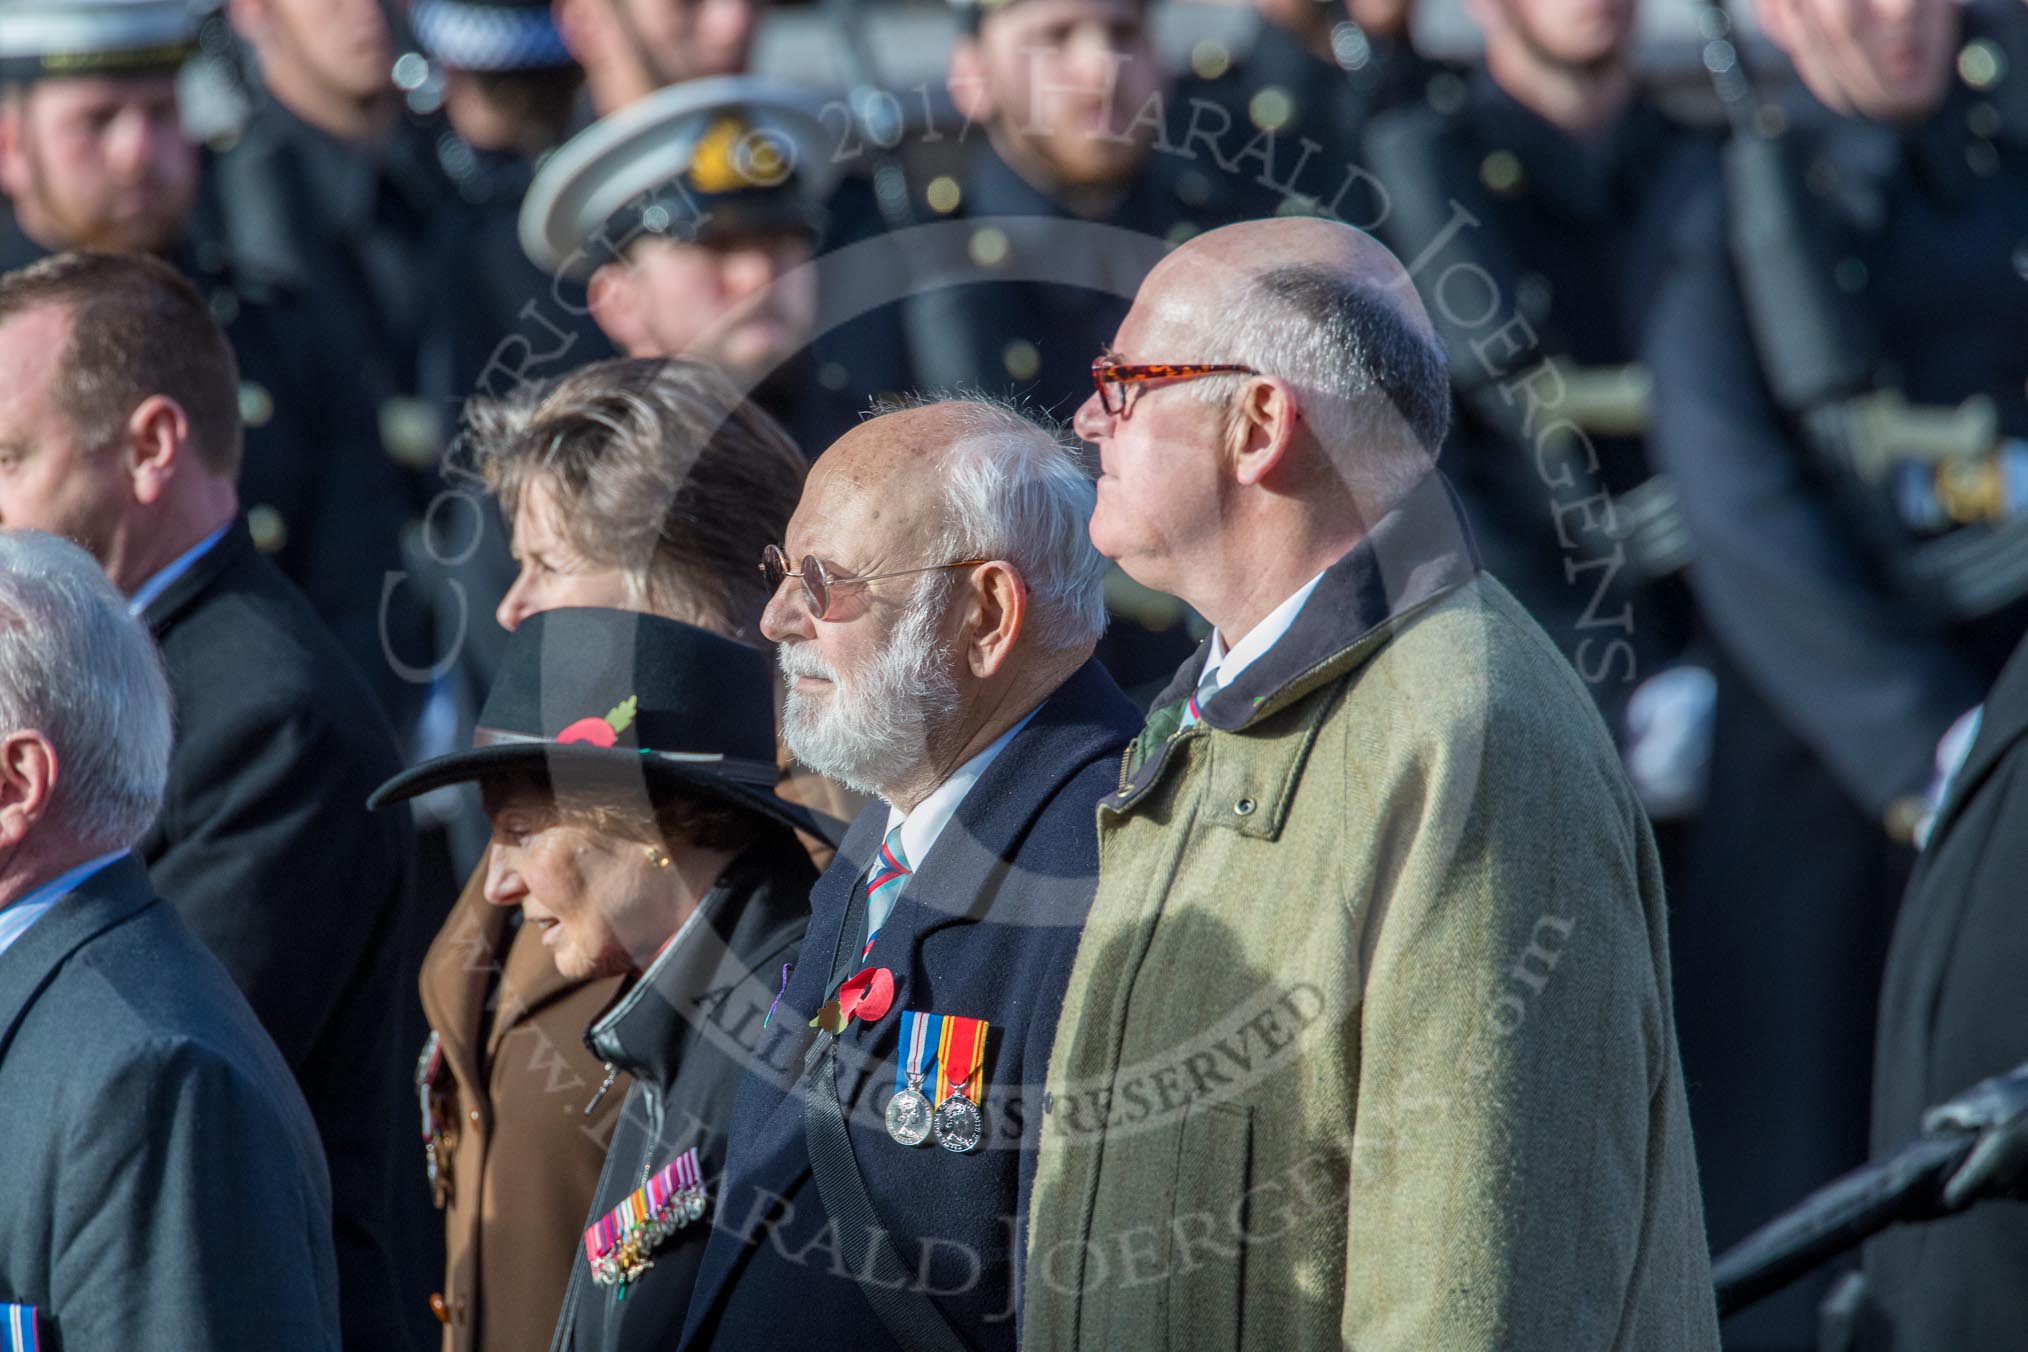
[862,824,911,957]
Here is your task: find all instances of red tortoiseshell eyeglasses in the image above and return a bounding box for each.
[1090,353,1261,417]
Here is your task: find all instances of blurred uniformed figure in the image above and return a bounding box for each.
[1642,0,2028,1345]
[412,0,609,417]
[212,0,456,485]
[893,0,1284,697]
[520,77,902,454]
[900,0,1261,416]
[0,0,422,724]
[1362,0,1710,752]
[554,0,766,118]
[1173,0,1433,220]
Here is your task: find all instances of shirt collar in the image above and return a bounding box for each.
[127,524,230,618]
[0,849,129,964]
[870,705,1041,922]
[1203,568,1331,695]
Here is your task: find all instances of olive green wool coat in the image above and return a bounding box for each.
[1024,479,1721,1351]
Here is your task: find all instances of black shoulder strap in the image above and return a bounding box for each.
[803,1044,974,1352]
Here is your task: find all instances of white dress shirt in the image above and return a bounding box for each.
[866,706,1040,936]
[0,849,129,964]
[1198,567,1330,701]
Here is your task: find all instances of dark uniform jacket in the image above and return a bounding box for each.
[893,138,1255,415]
[678,659,1139,1352]
[141,519,416,1352]
[210,96,452,429]
[552,840,817,1352]
[1643,0,2028,817]
[1364,71,1710,724]
[0,856,341,1350]
[1863,629,2028,1349]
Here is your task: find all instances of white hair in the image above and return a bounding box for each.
[878,395,1109,653]
[0,531,173,852]
[1187,264,1450,506]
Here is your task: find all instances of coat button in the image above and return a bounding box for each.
[429,1294,449,1325]
[467,1107,481,1125]
[1042,1091,1055,1114]
[1235,797,1257,817]
[454,1295,469,1324]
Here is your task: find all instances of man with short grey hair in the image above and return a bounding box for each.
[0,529,340,1351]
[1026,217,1720,1349]
[677,398,1140,1352]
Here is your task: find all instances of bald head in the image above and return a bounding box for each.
[801,404,962,567]
[1144,217,1437,353]
[1076,215,1450,617]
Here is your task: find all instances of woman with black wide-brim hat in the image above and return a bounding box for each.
[373,605,820,1352]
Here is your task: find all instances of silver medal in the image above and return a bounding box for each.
[887,1083,935,1146]
[932,1091,984,1153]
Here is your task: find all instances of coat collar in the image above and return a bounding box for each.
[586,839,816,1094]
[0,854,157,1063]
[1463,66,1672,225]
[1113,472,1479,812]
[1928,634,2028,849]
[141,516,255,635]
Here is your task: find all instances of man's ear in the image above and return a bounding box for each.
[586,262,649,355]
[1228,376,1301,489]
[962,560,1026,679]
[947,38,998,126]
[0,730,58,853]
[123,395,191,507]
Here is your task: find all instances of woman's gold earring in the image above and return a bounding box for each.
[646,847,671,869]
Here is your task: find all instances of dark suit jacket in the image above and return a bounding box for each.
[0,856,340,1349]
[140,520,416,1352]
[678,659,1139,1352]
[1863,629,2028,1348]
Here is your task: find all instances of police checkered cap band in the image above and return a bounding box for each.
[410,0,573,72]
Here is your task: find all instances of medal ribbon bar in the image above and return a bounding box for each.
[935,1015,989,1108]
[895,1010,942,1094]
[582,1145,707,1287]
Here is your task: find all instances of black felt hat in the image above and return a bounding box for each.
[369,607,826,842]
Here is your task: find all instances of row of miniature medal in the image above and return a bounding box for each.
[886,1010,990,1154]
[584,1146,708,1290]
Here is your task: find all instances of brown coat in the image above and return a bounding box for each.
[419,868,628,1352]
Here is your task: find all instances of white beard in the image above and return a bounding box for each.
[778,580,961,799]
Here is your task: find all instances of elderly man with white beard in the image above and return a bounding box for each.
[675,398,1141,1351]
